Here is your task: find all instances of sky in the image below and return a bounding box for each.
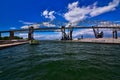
[0,0,120,40]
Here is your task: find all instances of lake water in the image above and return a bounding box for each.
[0,41,120,80]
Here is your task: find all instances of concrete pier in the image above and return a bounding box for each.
[73,38,120,44]
[0,40,29,49]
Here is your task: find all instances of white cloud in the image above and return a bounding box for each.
[64,0,120,25]
[21,24,40,29]
[34,33,61,40]
[73,29,94,37]
[64,1,90,25]
[90,0,120,17]
[10,27,16,30]
[97,21,120,27]
[42,10,56,21]
[19,20,40,29]
[19,33,28,38]
[21,25,29,29]
[19,20,35,25]
[42,22,56,27]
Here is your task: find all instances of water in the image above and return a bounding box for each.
[0,41,120,80]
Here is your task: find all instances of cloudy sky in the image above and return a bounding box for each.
[0,0,120,39]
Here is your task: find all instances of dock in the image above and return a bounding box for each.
[0,40,29,49]
[73,38,120,44]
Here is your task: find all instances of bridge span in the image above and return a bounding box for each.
[0,26,120,40]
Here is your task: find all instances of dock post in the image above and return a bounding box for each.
[10,31,14,40]
[28,26,34,40]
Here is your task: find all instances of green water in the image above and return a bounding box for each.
[0,41,120,80]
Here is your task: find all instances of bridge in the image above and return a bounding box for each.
[0,26,120,40]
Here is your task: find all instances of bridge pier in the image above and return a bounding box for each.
[28,26,34,40]
[10,31,14,40]
[68,27,73,40]
[61,26,66,40]
[61,26,73,40]
[113,30,118,39]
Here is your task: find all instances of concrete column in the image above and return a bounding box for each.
[112,31,115,39]
[28,26,34,40]
[115,30,118,39]
[112,30,117,39]
[10,31,14,40]
[61,26,66,40]
[69,27,73,40]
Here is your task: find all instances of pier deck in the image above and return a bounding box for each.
[73,38,120,44]
[0,40,29,49]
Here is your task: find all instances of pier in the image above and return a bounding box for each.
[0,40,28,49]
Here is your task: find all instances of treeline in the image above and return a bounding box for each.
[0,36,23,40]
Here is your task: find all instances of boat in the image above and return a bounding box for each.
[29,40,40,45]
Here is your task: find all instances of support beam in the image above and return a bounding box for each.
[28,26,34,40]
[10,31,14,40]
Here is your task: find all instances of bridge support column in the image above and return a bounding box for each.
[61,26,67,40]
[115,30,118,39]
[69,27,73,40]
[113,30,118,39]
[10,31,14,40]
[28,26,34,40]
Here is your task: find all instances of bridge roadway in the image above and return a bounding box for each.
[0,26,120,33]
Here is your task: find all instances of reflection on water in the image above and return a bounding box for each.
[0,41,120,80]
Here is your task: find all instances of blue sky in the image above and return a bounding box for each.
[0,0,120,39]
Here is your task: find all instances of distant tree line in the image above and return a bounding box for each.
[0,36,23,40]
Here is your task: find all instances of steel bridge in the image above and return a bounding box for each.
[0,26,120,40]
